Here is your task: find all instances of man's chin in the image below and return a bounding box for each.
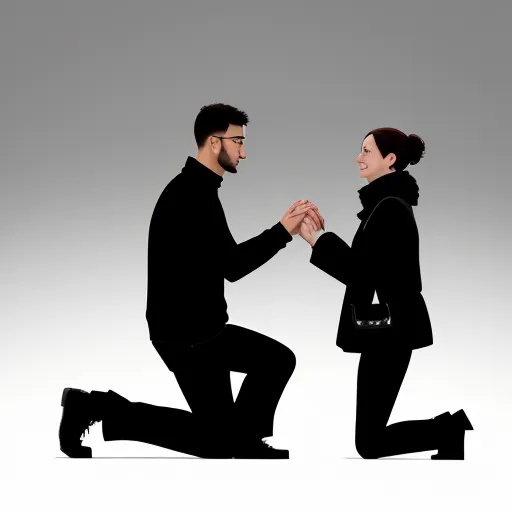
[222,166,238,174]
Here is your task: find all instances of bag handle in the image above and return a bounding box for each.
[361,196,416,301]
[362,195,415,232]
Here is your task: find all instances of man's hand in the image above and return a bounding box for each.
[300,210,325,247]
[280,200,322,236]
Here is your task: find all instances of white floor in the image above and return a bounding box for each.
[5,419,508,512]
[4,362,511,512]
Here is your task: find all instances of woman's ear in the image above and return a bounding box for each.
[386,152,397,168]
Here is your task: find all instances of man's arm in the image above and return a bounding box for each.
[222,221,293,283]
[221,200,322,283]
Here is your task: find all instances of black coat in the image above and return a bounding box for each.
[310,170,433,353]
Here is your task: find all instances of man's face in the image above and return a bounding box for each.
[216,124,247,174]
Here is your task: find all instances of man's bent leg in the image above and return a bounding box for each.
[216,325,296,441]
[59,387,226,458]
[155,340,238,448]
[100,390,231,458]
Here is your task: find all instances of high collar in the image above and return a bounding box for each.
[357,170,419,221]
[181,156,224,189]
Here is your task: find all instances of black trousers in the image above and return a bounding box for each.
[355,348,440,459]
[101,324,296,457]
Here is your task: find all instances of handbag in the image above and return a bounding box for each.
[348,196,415,348]
[348,301,395,348]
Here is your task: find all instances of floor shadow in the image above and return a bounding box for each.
[342,456,433,461]
[56,456,201,459]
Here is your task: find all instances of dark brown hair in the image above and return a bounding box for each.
[365,127,425,172]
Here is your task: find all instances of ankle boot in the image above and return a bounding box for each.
[431,409,473,460]
[59,388,107,458]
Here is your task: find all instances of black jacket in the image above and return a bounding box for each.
[146,157,293,343]
[310,170,433,353]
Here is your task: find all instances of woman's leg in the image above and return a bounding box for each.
[355,348,439,458]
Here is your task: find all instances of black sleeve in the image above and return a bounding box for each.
[309,232,361,286]
[222,221,293,283]
[309,199,417,290]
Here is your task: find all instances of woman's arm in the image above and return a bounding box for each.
[308,198,418,290]
[309,232,362,286]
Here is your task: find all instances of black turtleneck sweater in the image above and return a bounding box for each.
[309,170,432,352]
[146,157,293,343]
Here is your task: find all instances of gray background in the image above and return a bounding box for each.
[2,0,511,510]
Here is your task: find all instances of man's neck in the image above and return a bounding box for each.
[195,153,225,177]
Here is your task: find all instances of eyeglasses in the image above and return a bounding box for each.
[211,135,245,147]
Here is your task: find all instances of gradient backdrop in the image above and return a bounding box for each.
[3,0,511,510]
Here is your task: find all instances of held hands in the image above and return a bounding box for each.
[299,210,325,247]
[281,199,325,240]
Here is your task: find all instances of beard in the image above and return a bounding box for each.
[218,143,238,174]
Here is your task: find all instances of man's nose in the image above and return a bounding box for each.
[240,147,247,159]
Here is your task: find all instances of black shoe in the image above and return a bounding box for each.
[233,439,289,459]
[59,388,100,458]
[431,409,473,460]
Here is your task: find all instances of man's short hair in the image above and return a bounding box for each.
[194,103,249,148]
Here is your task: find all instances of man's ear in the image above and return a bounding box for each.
[209,135,220,154]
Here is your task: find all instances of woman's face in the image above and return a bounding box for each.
[355,134,396,182]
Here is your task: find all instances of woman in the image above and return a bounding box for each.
[301,128,473,459]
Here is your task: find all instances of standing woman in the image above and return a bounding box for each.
[301,128,473,459]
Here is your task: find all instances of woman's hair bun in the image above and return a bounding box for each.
[407,134,425,165]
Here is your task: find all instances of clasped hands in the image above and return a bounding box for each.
[280,199,325,247]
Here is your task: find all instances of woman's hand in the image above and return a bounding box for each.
[300,210,325,247]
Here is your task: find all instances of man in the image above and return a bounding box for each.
[59,103,323,459]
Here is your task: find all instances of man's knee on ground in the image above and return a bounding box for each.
[355,431,381,460]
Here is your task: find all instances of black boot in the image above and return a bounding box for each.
[59,388,103,458]
[431,409,473,460]
[232,438,289,459]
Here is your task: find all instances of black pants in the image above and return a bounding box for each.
[355,349,440,459]
[101,324,296,457]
